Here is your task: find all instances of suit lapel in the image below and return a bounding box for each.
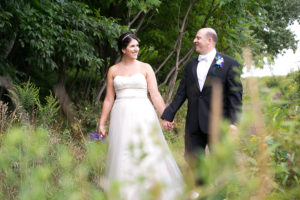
[191,58,201,92]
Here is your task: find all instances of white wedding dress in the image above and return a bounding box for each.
[105,73,184,200]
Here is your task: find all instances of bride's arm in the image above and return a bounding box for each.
[98,68,115,136]
[145,64,166,116]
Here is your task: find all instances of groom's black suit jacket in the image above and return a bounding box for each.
[161,52,242,152]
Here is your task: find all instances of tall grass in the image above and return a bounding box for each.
[0,64,299,199]
[184,49,300,199]
[0,126,107,199]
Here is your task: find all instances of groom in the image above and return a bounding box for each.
[161,28,243,160]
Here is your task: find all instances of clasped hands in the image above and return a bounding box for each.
[161,119,174,131]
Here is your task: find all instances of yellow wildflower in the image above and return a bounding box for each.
[264,176,270,181]
[250,138,257,142]
[288,85,293,89]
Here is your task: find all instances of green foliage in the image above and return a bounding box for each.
[1,0,300,197]
[174,72,300,199]
[253,0,300,56]
[16,1,101,70]
[0,0,125,82]
[8,80,60,128]
[1,0,299,104]
[0,72,300,199]
[0,126,107,200]
[74,100,100,134]
[262,72,300,188]
[9,80,39,115]
[127,0,161,13]
[37,91,60,128]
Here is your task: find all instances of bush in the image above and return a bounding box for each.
[7,80,60,128]
[0,126,107,200]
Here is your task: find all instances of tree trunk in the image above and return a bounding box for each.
[155,40,179,74]
[2,32,17,59]
[0,76,14,91]
[85,71,93,100]
[93,67,99,97]
[95,81,107,105]
[68,65,80,93]
[166,0,199,104]
[81,72,89,99]
[95,56,121,104]
[54,62,75,123]
[54,82,75,123]
[159,47,194,88]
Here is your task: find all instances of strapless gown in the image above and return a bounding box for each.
[105,73,184,200]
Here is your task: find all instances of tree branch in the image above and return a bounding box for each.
[202,0,217,27]
[2,32,17,59]
[128,10,144,28]
[178,47,195,70]
[136,10,149,33]
[158,46,194,88]
[166,0,199,103]
[138,12,155,33]
[158,67,175,88]
[155,40,179,73]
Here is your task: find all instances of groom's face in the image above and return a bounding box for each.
[193,30,210,55]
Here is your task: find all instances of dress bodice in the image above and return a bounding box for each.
[113,73,148,99]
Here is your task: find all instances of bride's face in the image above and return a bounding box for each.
[122,39,139,59]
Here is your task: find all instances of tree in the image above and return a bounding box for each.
[1,0,299,110]
[252,0,300,56]
[137,0,300,102]
[0,0,124,119]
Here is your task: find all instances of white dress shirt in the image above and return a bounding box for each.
[197,48,217,91]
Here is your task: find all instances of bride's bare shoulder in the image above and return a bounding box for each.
[108,64,121,77]
[137,61,154,79]
[138,61,152,71]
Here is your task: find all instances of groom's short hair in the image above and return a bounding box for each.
[205,29,218,44]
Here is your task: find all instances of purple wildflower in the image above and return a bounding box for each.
[88,133,103,141]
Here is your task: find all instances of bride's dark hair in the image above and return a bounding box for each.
[117,33,139,55]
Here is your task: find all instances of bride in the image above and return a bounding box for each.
[98,33,184,199]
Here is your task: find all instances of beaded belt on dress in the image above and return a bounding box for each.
[116,96,147,100]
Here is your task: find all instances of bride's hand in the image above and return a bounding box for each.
[98,125,107,137]
[162,120,174,131]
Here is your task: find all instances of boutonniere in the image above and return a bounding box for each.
[212,55,224,75]
[215,56,224,68]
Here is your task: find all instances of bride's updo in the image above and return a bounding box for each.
[117,33,139,55]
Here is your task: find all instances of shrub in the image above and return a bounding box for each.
[7,80,60,129]
[9,80,39,122]
[0,126,107,200]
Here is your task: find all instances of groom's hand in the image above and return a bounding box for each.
[229,124,238,137]
[162,120,174,131]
